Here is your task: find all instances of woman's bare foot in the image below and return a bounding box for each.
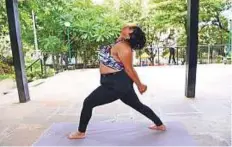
[68,131,86,139]
[149,124,166,131]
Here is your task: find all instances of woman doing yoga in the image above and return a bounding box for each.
[68,23,166,139]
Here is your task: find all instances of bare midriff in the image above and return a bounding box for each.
[99,63,120,74]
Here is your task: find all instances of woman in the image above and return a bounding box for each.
[69,23,166,139]
[167,35,176,65]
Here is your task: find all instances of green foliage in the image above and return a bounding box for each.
[0,0,8,34]
[45,67,55,77]
[0,74,14,81]
[40,36,66,53]
[15,0,123,67]
[0,61,13,74]
[27,70,42,82]
[151,0,231,46]
[199,26,228,45]
[151,0,230,31]
[216,55,223,63]
[118,0,143,23]
[150,0,187,31]
[64,0,123,65]
[26,58,55,82]
[26,67,55,82]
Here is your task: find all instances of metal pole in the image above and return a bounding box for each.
[5,0,30,103]
[230,20,232,64]
[157,47,160,65]
[40,59,43,76]
[67,27,71,63]
[32,10,39,58]
[208,45,210,64]
[185,0,199,98]
[177,47,179,65]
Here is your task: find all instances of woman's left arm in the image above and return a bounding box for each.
[117,43,147,94]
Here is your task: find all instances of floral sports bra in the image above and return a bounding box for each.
[98,41,124,71]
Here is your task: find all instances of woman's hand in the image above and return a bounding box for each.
[137,83,147,94]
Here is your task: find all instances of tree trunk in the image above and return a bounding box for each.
[149,56,155,66]
[210,49,213,63]
[55,55,60,72]
[43,53,49,77]
[139,50,142,66]
[64,54,68,70]
[60,54,63,71]
[184,18,188,36]
[52,54,56,72]
[83,50,87,69]
[75,53,78,69]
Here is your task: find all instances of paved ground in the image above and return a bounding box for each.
[0,64,231,146]
[0,79,15,96]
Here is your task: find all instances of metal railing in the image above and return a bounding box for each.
[32,44,231,72]
[26,58,43,75]
[144,44,231,65]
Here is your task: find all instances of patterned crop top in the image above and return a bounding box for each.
[98,42,124,71]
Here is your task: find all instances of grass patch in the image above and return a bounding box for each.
[0,74,14,81]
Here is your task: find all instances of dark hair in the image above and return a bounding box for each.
[127,26,146,50]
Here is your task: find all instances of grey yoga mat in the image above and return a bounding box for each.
[33,122,196,146]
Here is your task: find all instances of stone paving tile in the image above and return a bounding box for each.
[21,107,58,124]
[159,103,201,116]
[0,123,46,146]
[181,116,230,146]
[70,102,83,109]
[56,107,80,116]
[191,134,230,146]
[47,115,79,123]
[192,100,231,116]
[0,124,19,145]
[1,104,38,120]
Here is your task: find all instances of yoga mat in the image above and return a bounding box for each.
[33,122,196,146]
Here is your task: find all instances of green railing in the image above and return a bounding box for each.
[26,58,43,75]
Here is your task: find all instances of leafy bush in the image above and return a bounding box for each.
[216,56,223,63]
[26,59,56,82]
[45,67,55,77]
[0,61,13,74]
[162,48,169,58]
[27,70,43,82]
[27,67,55,82]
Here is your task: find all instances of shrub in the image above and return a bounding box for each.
[0,61,13,74]
[26,63,55,82]
[216,56,223,63]
[45,67,55,78]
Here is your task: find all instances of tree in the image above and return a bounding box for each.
[116,0,159,65]
[150,0,231,64]
[151,0,231,44]
[0,0,8,34]
[66,0,122,67]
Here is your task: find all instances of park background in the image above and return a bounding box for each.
[0,0,231,146]
[0,0,232,82]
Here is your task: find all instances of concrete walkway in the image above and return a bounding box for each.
[0,64,231,146]
[0,79,15,96]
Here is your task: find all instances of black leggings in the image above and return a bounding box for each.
[78,70,163,132]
